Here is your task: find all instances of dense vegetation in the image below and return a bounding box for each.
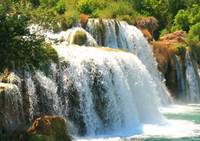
[0,1,58,72]
[0,0,200,72]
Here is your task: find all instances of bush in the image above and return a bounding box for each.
[97,1,134,19]
[188,23,200,41]
[40,0,59,8]
[172,4,200,32]
[77,0,94,14]
[77,0,108,15]
[172,10,190,32]
[0,3,58,72]
[55,0,66,14]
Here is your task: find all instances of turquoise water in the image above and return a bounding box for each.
[130,104,200,141]
[76,104,200,141]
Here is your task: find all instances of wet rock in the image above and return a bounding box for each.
[0,69,21,87]
[160,30,186,43]
[27,115,71,141]
[135,16,158,37]
[72,30,87,46]
[80,13,88,28]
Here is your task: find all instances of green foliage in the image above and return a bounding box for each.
[55,0,66,14]
[172,10,190,32]
[77,0,108,15]
[172,4,200,32]
[97,1,135,18]
[188,23,200,41]
[77,0,94,14]
[39,0,59,8]
[0,2,58,72]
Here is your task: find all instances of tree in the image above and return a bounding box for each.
[0,1,58,71]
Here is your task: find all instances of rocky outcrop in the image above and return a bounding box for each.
[160,31,186,43]
[27,116,71,141]
[135,16,158,39]
[152,31,187,97]
[80,13,89,28]
[72,30,87,46]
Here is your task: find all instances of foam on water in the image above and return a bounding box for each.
[76,104,200,140]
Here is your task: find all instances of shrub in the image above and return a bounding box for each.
[55,0,66,14]
[172,10,190,32]
[97,1,134,19]
[62,9,79,30]
[188,23,200,41]
[0,3,58,72]
[77,0,108,15]
[172,4,200,32]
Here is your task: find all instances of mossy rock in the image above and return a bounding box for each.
[72,30,87,46]
[27,115,71,141]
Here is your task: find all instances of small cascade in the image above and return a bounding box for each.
[175,55,186,98]
[185,52,200,102]
[45,27,97,46]
[34,71,62,115]
[86,19,171,104]
[24,72,38,121]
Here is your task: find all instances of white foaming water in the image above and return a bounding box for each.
[87,19,171,104]
[35,71,62,115]
[185,52,200,102]
[76,104,200,140]
[25,73,37,121]
[45,27,97,46]
[53,45,164,136]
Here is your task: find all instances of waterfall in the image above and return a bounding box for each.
[1,19,175,137]
[52,45,164,136]
[185,52,200,102]
[86,19,171,104]
[175,55,186,98]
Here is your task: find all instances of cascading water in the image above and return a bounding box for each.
[185,52,200,102]
[2,19,200,140]
[34,19,171,136]
[45,27,98,46]
[52,45,164,136]
[175,55,186,98]
[86,19,171,104]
